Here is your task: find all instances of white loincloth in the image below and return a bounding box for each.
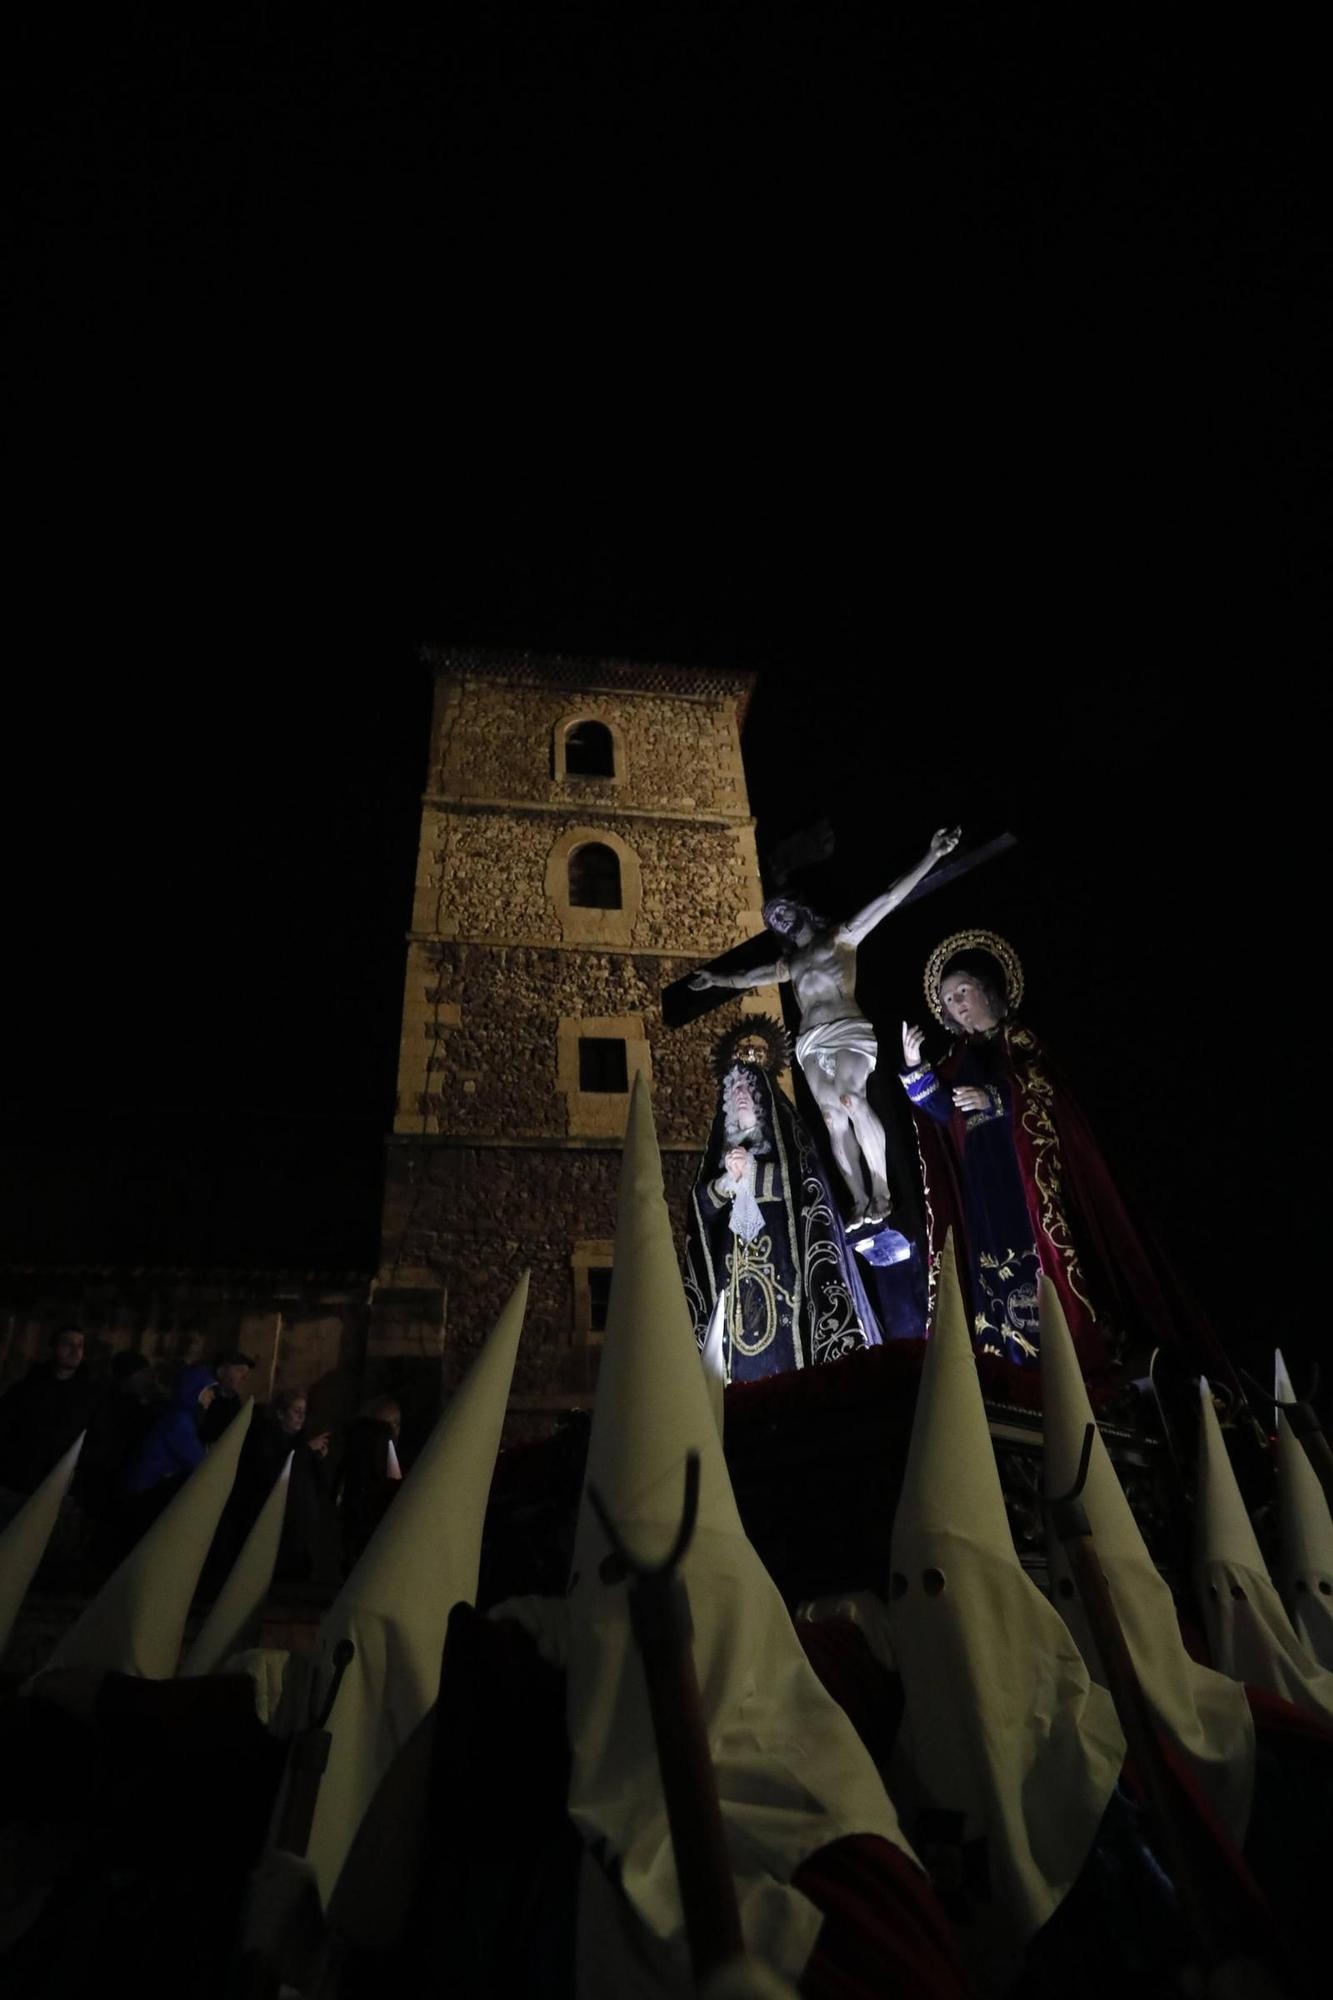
[794,1016,878,1080]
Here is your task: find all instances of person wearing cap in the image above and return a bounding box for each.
[198,1349,254,1444]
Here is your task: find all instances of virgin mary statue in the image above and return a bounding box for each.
[682,1018,882,1384]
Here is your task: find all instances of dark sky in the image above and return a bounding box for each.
[8,14,1328,1370]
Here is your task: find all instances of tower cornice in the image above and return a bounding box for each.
[420,644,756,725]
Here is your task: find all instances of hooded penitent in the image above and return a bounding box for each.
[1194,1379,1333,1724]
[31,1398,254,1683]
[181,1451,293,1679]
[1274,1351,1333,1671]
[0,1432,85,1661]
[889,1233,1124,1989]
[295,1273,528,1945]
[1040,1279,1254,1843]
[566,1078,915,1992]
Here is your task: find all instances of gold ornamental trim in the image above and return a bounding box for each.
[1008,1025,1095,1317]
[712,1014,791,1081]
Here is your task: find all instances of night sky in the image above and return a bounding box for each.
[9,15,1327,1380]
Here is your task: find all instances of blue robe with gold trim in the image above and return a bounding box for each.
[682,1069,881,1382]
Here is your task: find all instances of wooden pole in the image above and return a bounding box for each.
[590,1453,745,1987]
[627,1567,745,1982]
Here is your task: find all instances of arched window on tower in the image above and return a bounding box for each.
[567,841,622,909]
[563,719,615,778]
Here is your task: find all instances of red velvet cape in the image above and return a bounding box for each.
[911,1022,1226,1377]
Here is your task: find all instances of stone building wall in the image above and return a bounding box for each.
[379,1143,703,1403]
[409,806,761,956]
[380,651,778,1420]
[430,676,750,819]
[400,944,741,1143]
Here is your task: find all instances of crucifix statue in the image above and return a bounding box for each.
[688,827,961,1227]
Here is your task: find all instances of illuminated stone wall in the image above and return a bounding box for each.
[377,651,781,1417]
[429,674,751,818]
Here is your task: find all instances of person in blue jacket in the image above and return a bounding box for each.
[119,1364,218,1538]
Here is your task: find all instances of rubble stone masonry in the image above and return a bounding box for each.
[377,652,780,1417]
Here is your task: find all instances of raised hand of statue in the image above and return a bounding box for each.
[689,969,718,991]
[930,825,962,858]
[724,1146,750,1182]
[902,1022,926,1067]
[953,1086,991,1113]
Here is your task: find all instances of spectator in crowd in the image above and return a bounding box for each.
[74,1350,163,1523]
[240,1386,316,1480]
[197,1349,254,1444]
[212,1384,334,1586]
[119,1363,218,1542]
[335,1394,403,1569]
[0,1326,103,1518]
[268,1387,331,1472]
[270,1387,333,1581]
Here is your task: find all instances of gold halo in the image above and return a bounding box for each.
[925,929,1025,1026]
[711,1015,791,1081]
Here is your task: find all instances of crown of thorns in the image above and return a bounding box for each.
[711,1015,791,1081]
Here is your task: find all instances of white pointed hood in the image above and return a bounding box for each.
[1274,1352,1333,1670]
[566,1078,915,1993]
[1040,1280,1254,1841]
[31,1401,254,1685]
[890,1235,1123,1988]
[182,1451,293,1679]
[0,1432,85,1662]
[301,1272,528,1944]
[1194,1380,1333,1723]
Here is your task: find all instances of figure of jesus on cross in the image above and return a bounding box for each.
[690,827,960,1227]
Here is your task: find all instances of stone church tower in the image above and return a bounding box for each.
[373,649,779,1419]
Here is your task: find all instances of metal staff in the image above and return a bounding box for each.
[588,1450,745,1986]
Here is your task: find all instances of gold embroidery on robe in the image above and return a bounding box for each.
[726,1233,797,1357]
[1009,1027,1095,1316]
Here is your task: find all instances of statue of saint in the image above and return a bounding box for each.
[682,1019,882,1380]
[689,827,960,1226]
[901,929,1220,1376]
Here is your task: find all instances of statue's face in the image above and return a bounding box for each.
[941,970,1001,1033]
[765,899,811,942]
[729,1076,758,1131]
